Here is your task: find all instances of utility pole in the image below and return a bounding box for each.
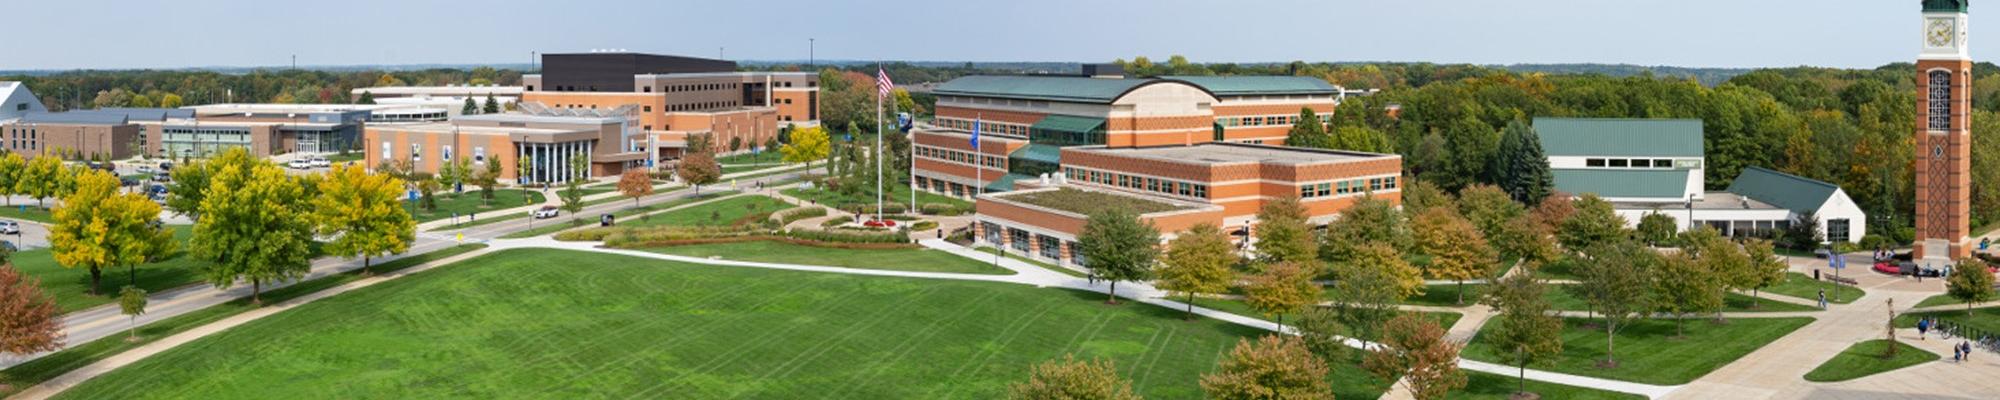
[291,54,296,70]
[810,38,815,67]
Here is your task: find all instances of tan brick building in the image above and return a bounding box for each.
[363,108,642,184]
[0,112,141,160]
[520,52,816,163]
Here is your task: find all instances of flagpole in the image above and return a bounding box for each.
[874,62,885,225]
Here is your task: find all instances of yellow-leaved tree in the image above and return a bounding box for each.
[51,170,175,295]
[314,163,416,275]
[193,149,315,303]
[782,125,832,173]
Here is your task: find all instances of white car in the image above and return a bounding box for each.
[135,165,155,174]
[287,159,312,169]
[532,206,560,219]
[0,221,18,235]
[310,158,330,168]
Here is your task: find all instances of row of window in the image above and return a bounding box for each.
[645,82,739,93]
[1216,114,1317,128]
[980,221,1086,265]
[1583,158,1694,169]
[1063,167,1209,199]
[916,145,1003,168]
[938,96,1052,109]
[1300,176,1397,198]
[381,141,488,164]
[935,118,1028,136]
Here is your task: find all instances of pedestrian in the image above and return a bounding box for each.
[1918,317,1930,340]
[1964,341,1974,360]
[1955,345,1964,362]
[1817,288,1828,309]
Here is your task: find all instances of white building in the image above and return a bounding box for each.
[0,82,48,121]
[1537,117,1865,243]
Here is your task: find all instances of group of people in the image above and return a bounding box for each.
[1915,316,1981,363]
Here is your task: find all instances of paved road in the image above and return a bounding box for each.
[0,166,807,370]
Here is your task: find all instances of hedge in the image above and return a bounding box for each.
[848,203,907,215]
[910,220,939,231]
[920,203,971,216]
[773,207,829,226]
[820,215,854,228]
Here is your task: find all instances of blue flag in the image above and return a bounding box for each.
[970,118,981,150]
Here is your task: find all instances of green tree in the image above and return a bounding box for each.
[1327,242,1421,341]
[1490,119,1554,203]
[1559,194,1629,251]
[1008,354,1143,400]
[560,156,587,222]
[158,93,184,108]
[1158,223,1237,319]
[314,164,416,275]
[1947,258,1997,315]
[1491,214,1560,266]
[1320,194,1408,262]
[483,94,499,114]
[1479,271,1563,397]
[1076,207,1160,305]
[0,153,24,206]
[1253,196,1316,264]
[462,98,478,115]
[119,285,147,341]
[471,159,501,205]
[1572,241,1657,368]
[1363,313,1467,400]
[1200,335,1336,400]
[356,91,375,105]
[437,157,470,197]
[1651,252,1721,337]
[51,170,171,295]
[1742,239,1789,307]
[1456,184,1525,241]
[20,155,64,207]
[1399,178,1453,217]
[1414,207,1497,305]
[128,94,154,108]
[1635,212,1677,246]
[192,150,314,303]
[1329,126,1395,153]
[1243,261,1322,330]
[1283,108,1332,149]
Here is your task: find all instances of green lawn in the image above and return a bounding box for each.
[717,151,786,165]
[0,243,486,398]
[623,194,793,228]
[974,246,1084,278]
[1403,283,1487,307]
[1912,293,1987,309]
[1760,272,1864,305]
[14,225,202,313]
[1460,370,1646,400]
[1802,339,1938,382]
[325,152,365,162]
[57,248,1271,399]
[410,189,547,223]
[1544,286,1821,313]
[784,183,972,209]
[721,164,771,175]
[1462,316,1814,385]
[496,191,740,239]
[642,240,1013,275]
[0,204,55,223]
[1895,306,2000,333]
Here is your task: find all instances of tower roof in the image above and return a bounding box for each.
[1925,0,1969,13]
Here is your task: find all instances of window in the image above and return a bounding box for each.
[474,147,486,163]
[1608,159,1628,167]
[1038,235,1062,260]
[381,141,391,160]
[644,106,652,112]
[1827,218,1851,243]
[411,143,422,161]
[1630,159,1650,168]
[1929,70,1952,132]
[1586,158,1605,167]
[1653,159,1671,168]
[441,145,453,162]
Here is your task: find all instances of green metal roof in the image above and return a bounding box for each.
[1030,114,1105,133]
[933,76,1162,104]
[1009,143,1064,165]
[1726,166,1840,214]
[1160,75,1337,96]
[1552,169,1692,199]
[1534,118,1704,158]
[986,173,1036,192]
[1925,0,1968,12]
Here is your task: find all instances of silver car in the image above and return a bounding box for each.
[0,221,20,235]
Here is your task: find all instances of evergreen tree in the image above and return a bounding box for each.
[462,98,478,115]
[483,94,499,114]
[1283,108,1332,148]
[356,91,375,105]
[1490,119,1554,203]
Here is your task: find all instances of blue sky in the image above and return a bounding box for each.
[0,0,1950,70]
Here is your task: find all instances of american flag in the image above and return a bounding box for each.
[876,67,895,98]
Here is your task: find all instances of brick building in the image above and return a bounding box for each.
[520,52,817,163]
[0,111,141,160]
[363,105,643,184]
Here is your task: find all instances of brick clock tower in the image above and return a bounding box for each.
[1916,0,1974,263]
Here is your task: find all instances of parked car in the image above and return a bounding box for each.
[532,206,561,219]
[310,157,330,168]
[154,172,172,182]
[119,178,139,187]
[287,159,312,169]
[0,221,19,235]
[158,161,174,171]
[135,165,155,174]
[0,241,16,252]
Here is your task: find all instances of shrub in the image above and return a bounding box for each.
[883,214,920,221]
[1859,234,1894,250]
[910,220,939,231]
[920,203,970,216]
[773,207,829,226]
[820,215,853,227]
[786,228,910,244]
[849,203,908,215]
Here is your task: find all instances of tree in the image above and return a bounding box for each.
[1413,207,1497,305]
[1400,178,1453,216]
[471,159,501,205]
[1326,243,1420,342]
[1478,271,1563,397]
[462,97,478,115]
[782,125,832,172]
[1530,192,1576,231]
[1363,314,1467,400]
[1199,335,1335,400]
[1320,194,1407,263]
[1456,184,1525,241]
[729,136,744,154]
[1572,241,1656,367]
[437,157,470,196]
[1243,261,1322,329]
[1491,214,1560,267]
[1682,226,1751,321]
[1651,252,1721,337]
[1742,239,1789,308]
[159,93,184,108]
[0,153,23,206]
[1490,119,1554,203]
[1284,108,1332,149]
[483,94,499,114]
[118,285,147,341]
[0,263,63,357]
[51,170,171,295]
[1075,207,1160,305]
[166,149,255,221]
[617,169,655,216]
[1253,196,1316,264]
[356,90,375,105]
[1291,307,1352,361]
[1158,223,1236,319]
[128,94,154,108]
[1559,194,1629,251]
[1635,212,1677,246]
[415,176,440,211]
[20,155,64,207]
[677,150,722,195]
[560,156,587,222]
[1946,258,1997,315]
[1008,354,1143,400]
[314,164,416,275]
[1329,126,1395,153]
[192,152,314,304]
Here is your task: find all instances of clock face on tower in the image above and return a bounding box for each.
[1929,18,1956,47]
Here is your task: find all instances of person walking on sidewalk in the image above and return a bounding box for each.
[1918,317,1930,340]
[1964,341,1974,361]
[1817,289,1828,309]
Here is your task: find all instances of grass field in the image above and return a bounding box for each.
[495,192,741,239]
[623,194,793,228]
[1895,306,2000,334]
[717,151,785,165]
[1544,286,1821,313]
[0,243,487,398]
[56,248,1274,399]
[1802,339,1938,382]
[1462,316,1813,385]
[1912,293,1989,309]
[642,241,1013,275]
[783,183,972,209]
[1460,370,1646,400]
[0,204,55,223]
[974,246,1084,278]
[14,225,201,313]
[1403,283,1486,307]
[1761,272,1864,305]
[410,189,547,223]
